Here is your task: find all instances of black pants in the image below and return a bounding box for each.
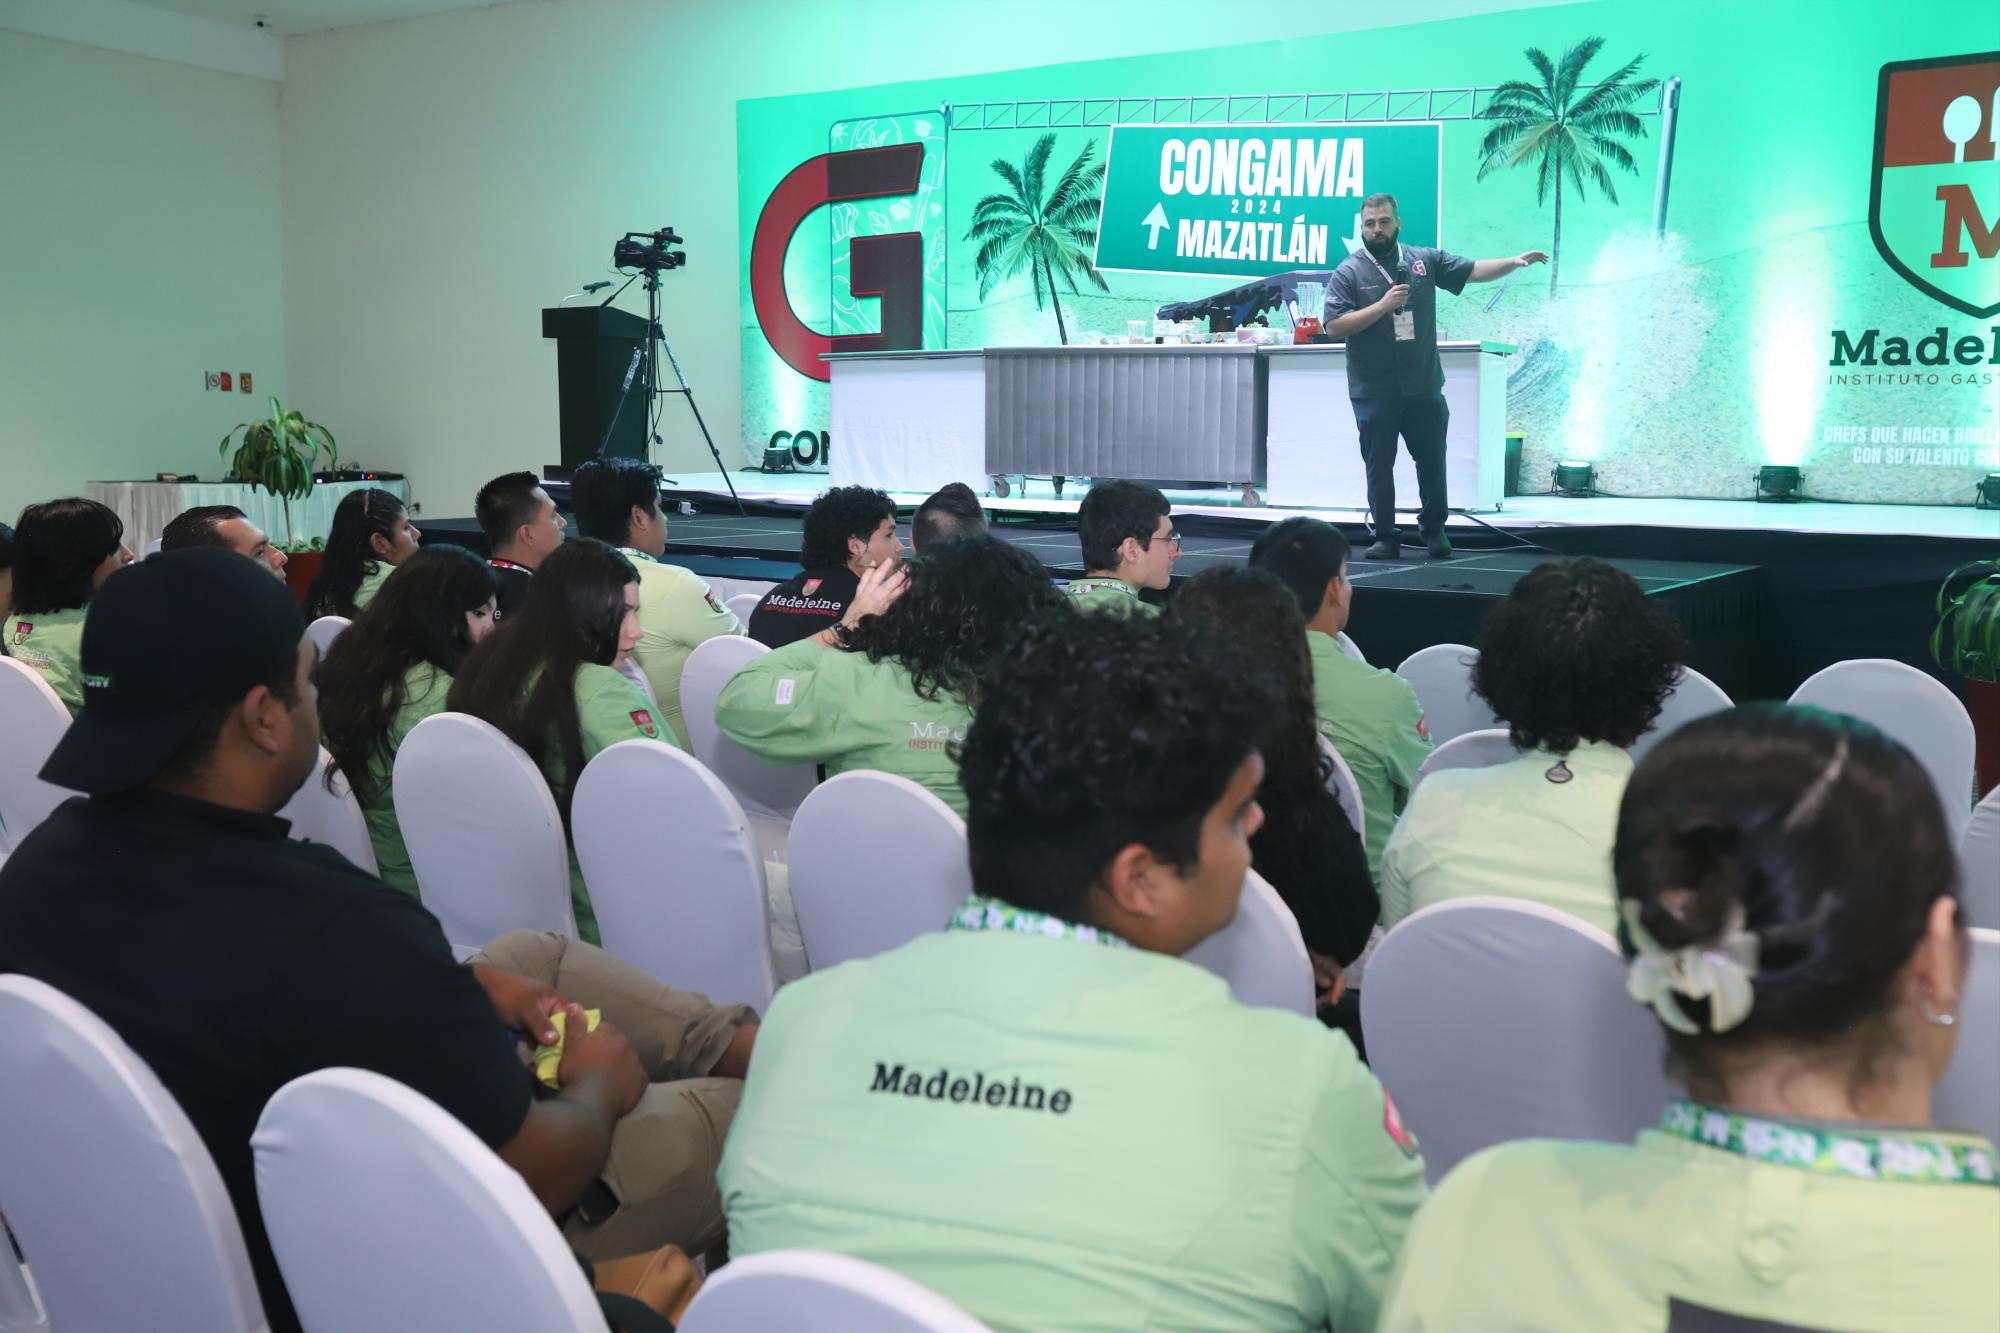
[1352,392,1449,544]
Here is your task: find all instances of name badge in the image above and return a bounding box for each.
[1392,310,1416,342]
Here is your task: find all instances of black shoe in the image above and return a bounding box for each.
[1365,540,1401,561]
[1426,534,1453,559]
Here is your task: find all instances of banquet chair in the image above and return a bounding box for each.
[0,976,267,1333]
[1960,787,2000,931]
[253,1068,607,1333]
[1409,727,1519,795]
[725,592,762,622]
[1394,643,1501,747]
[305,615,350,659]
[680,1250,993,1333]
[574,740,777,1011]
[680,635,817,860]
[1628,664,1733,763]
[1933,927,1999,1148]
[1361,896,1675,1185]
[1335,630,1367,664]
[1790,658,1977,841]
[0,660,71,855]
[788,771,970,971]
[1317,735,1366,837]
[1182,870,1316,1016]
[276,748,379,875]
[395,712,574,954]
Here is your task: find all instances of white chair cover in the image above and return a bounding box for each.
[1394,643,1500,747]
[788,771,971,970]
[275,748,379,876]
[0,976,267,1333]
[574,740,777,1010]
[393,712,575,950]
[0,1249,45,1331]
[725,592,763,622]
[1182,870,1315,1016]
[618,656,661,710]
[1935,928,2000,1148]
[1335,630,1367,664]
[680,1250,992,1333]
[252,1068,605,1333]
[1360,896,1675,1185]
[0,659,71,854]
[1790,659,1977,841]
[1316,735,1366,837]
[305,615,350,658]
[1410,727,1519,794]
[1960,788,2000,931]
[680,635,818,849]
[142,537,163,556]
[1628,664,1733,764]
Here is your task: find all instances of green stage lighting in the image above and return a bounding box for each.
[1553,461,1596,497]
[1756,465,1804,502]
[1978,475,2000,510]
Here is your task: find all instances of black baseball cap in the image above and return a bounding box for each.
[41,547,308,794]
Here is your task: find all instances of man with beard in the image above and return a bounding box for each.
[1321,193,1546,561]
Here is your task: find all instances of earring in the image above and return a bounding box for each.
[1921,990,1957,1027]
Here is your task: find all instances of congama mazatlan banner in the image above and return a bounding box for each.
[737,0,2000,504]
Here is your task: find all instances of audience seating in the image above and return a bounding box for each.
[1335,630,1366,664]
[1394,643,1501,747]
[1182,870,1316,1016]
[573,739,777,1011]
[1316,735,1366,837]
[618,656,661,710]
[1628,664,1733,763]
[142,537,163,557]
[679,1250,993,1333]
[276,747,380,876]
[1789,659,1977,841]
[1360,897,1675,1185]
[1934,927,1999,1148]
[0,660,71,856]
[724,592,762,623]
[394,712,576,953]
[680,636,817,860]
[0,976,268,1332]
[253,1067,609,1333]
[305,615,350,658]
[1961,788,2000,931]
[0,1244,44,1332]
[1409,727,1520,794]
[788,771,971,971]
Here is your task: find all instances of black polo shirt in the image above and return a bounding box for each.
[747,564,858,648]
[0,789,532,1333]
[489,557,534,621]
[1322,242,1475,398]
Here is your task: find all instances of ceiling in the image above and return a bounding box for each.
[124,0,511,35]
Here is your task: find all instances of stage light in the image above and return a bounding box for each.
[1755,465,1803,502]
[1978,474,2000,510]
[1552,461,1596,497]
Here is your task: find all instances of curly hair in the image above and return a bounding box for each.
[303,488,406,620]
[800,485,897,569]
[1615,704,1958,1099]
[1472,557,1688,754]
[317,545,497,802]
[957,611,1278,922]
[843,535,1066,702]
[1077,479,1169,573]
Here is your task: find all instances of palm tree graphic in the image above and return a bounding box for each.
[1476,37,1660,297]
[965,132,1110,344]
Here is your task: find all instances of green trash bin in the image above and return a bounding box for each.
[1504,432,1526,497]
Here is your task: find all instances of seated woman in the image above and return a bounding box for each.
[316,545,498,897]
[303,487,422,619]
[1380,704,1996,1331]
[1171,568,1377,1015]
[449,538,667,945]
[3,498,131,712]
[717,535,1066,816]
[1378,557,1684,937]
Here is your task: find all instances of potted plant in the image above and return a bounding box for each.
[1932,557,2000,797]
[219,397,338,547]
[280,536,327,608]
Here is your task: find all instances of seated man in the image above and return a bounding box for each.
[1250,516,1431,876]
[1378,557,1687,936]
[720,612,1426,1332]
[159,504,288,581]
[910,482,987,551]
[748,485,902,648]
[569,457,739,747]
[0,549,757,1333]
[474,470,568,619]
[1065,478,1176,615]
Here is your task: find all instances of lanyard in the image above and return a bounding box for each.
[489,558,533,574]
[947,896,1131,950]
[1658,1099,1999,1186]
[617,547,658,565]
[1066,578,1140,601]
[1360,243,1406,286]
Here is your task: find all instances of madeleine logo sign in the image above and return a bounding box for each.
[1093,123,1442,280]
[1870,52,2000,318]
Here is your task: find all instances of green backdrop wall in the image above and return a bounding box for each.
[738,0,1999,505]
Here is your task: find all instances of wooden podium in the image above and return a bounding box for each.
[542,305,650,469]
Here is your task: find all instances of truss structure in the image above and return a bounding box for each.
[946,83,1665,131]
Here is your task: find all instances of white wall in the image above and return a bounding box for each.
[278,0,1557,519]
[0,28,287,520]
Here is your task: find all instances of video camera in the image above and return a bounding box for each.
[612,227,686,273]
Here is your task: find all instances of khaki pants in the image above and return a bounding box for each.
[469,930,755,1261]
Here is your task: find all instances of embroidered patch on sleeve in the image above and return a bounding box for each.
[1382,1088,1420,1158]
[801,579,822,596]
[11,621,31,645]
[1416,714,1429,740]
[704,591,723,613]
[775,678,795,706]
[630,710,659,738]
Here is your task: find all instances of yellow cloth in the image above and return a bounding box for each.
[532,1007,601,1089]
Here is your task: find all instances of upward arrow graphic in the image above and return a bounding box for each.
[1142,203,1170,250]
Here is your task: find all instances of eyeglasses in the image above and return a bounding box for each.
[1154,529,1182,548]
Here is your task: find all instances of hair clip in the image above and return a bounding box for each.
[1622,898,1760,1035]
